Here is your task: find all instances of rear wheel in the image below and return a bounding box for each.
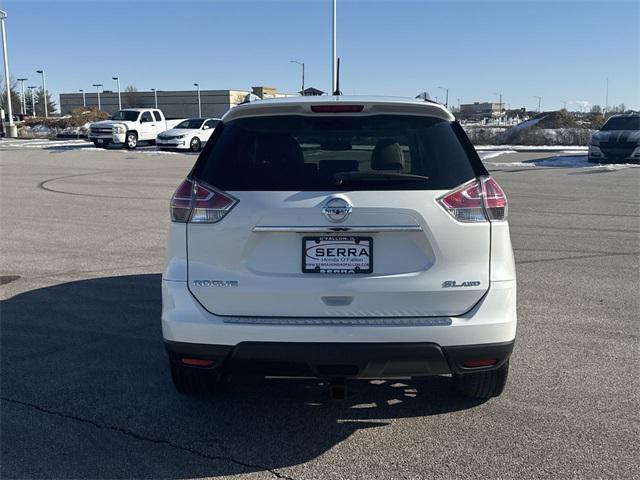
[124,132,138,150]
[454,361,509,399]
[169,361,223,395]
[190,137,201,152]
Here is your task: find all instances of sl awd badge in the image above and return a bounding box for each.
[442,280,481,288]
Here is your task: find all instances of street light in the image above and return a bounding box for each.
[27,86,36,116]
[112,76,121,110]
[151,88,158,109]
[0,9,16,136]
[194,83,201,117]
[533,95,542,113]
[17,77,27,114]
[93,83,103,110]
[438,86,449,108]
[290,60,305,93]
[36,69,48,117]
[79,89,86,107]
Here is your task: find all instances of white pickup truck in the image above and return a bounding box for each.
[88,108,185,149]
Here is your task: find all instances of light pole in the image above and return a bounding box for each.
[27,86,36,116]
[36,69,48,117]
[331,0,337,94]
[438,86,449,108]
[17,77,27,114]
[604,78,609,117]
[290,60,305,93]
[533,95,542,113]
[79,89,86,107]
[93,83,102,110]
[112,76,121,110]
[151,88,158,109]
[0,10,16,136]
[194,83,201,117]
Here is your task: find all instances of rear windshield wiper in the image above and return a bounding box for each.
[333,171,429,185]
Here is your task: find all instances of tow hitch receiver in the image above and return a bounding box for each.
[329,378,347,400]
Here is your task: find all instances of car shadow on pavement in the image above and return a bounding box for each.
[1,274,484,479]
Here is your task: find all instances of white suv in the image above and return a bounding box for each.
[162,96,517,399]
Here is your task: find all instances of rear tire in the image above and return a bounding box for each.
[169,361,223,395]
[454,361,509,399]
[124,132,138,150]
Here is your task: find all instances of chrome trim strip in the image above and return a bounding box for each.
[252,225,423,233]
[222,317,452,326]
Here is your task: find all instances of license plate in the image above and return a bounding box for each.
[303,236,372,274]
[97,139,103,144]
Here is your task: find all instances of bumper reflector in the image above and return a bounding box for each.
[462,359,497,368]
[181,358,214,367]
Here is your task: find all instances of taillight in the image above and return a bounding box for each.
[438,176,507,222]
[438,179,485,222]
[170,178,237,223]
[480,176,508,221]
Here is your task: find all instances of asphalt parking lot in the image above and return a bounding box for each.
[1,139,639,479]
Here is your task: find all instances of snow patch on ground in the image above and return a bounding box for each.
[475,145,588,152]
[485,155,639,170]
[478,150,516,160]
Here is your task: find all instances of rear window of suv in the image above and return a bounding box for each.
[192,115,485,191]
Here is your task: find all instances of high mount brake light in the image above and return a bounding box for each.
[438,176,508,222]
[170,178,237,223]
[310,105,364,113]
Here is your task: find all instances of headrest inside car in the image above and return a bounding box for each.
[371,139,405,171]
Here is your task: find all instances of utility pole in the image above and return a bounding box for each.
[0,10,16,136]
[17,77,27,114]
[79,89,86,107]
[194,83,201,117]
[438,86,449,108]
[36,69,48,117]
[533,95,542,113]
[28,86,36,116]
[604,78,609,117]
[93,83,102,110]
[151,88,158,109]
[331,0,337,94]
[112,76,121,110]
[290,60,305,93]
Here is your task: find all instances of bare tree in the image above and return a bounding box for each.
[122,86,141,108]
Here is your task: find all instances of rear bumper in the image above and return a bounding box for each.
[165,339,514,378]
[162,278,516,355]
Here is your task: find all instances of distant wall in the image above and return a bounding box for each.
[59,90,249,118]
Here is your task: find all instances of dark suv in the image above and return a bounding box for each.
[588,114,640,163]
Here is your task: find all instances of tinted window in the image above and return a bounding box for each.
[141,112,153,123]
[175,119,205,129]
[601,117,640,131]
[111,110,139,121]
[193,115,483,191]
[203,119,219,129]
[153,111,162,121]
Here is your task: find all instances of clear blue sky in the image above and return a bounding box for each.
[3,0,639,111]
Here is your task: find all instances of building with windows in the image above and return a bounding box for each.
[59,86,296,118]
[459,102,504,120]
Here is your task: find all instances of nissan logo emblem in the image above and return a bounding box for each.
[322,197,352,223]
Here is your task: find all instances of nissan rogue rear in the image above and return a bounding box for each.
[162,96,517,399]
